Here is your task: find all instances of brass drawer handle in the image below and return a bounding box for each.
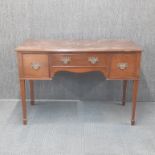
[31,62,41,70]
[61,56,71,64]
[88,56,99,64]
[117,63,128,70]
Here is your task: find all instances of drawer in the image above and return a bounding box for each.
[22,54,49,78]
[51,54,108,67]
[109,53,140,79]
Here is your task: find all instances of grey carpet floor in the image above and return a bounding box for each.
[0,100,155,155]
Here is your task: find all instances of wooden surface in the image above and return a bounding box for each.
[109,53,140,79]
[131,80,139,125]
[122,80,128,106]
[22,54,49,78]
[16,40,142,125]
[19,80,27,125]
[29,80,35,105]
[16,40,141,52]
[51,54,108,67]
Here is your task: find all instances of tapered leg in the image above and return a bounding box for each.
[122,80,128,106]
[19,80,27,125]
[131,80,139,125]
[29,80,35,105]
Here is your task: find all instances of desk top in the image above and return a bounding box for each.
[16,40,141,52]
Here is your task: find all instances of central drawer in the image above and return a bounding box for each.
[50,54,108,67]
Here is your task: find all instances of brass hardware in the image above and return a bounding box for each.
[31,62,41,70]
[88,56,99,64]
[61,56,71,64]
[117,63,128,70]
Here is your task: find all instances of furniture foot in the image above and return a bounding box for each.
[122,80,128,106]
[131,120,135,125]
[19,80,27,125]
[23,119,27,125]
[131,80,139,126]
[29,80,35,105]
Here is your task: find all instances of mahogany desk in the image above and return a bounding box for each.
[16,40,142,125]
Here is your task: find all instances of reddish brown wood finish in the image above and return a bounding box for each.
[131,80,139,125]
[51,67,108,78]
[122,80,128,106]
[51,53,108,67]
[109,53,140,79]
[16,40,141,52]
[19,80,27,125]
[29,80,35,105]
[22,54,49,79]
[16,40,142,125]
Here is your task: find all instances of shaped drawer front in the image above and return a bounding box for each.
[23,54,49,78]
[109,53,140,79]
[51,54,108,67]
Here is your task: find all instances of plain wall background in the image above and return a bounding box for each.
[0,0,155,101]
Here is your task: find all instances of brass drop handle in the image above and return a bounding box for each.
[61,56,71,64]
[31,62,41,70]
[117,63,128,70]
[88,56,99,64]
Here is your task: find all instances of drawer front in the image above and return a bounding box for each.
[109,53,140,79]
[51,54,108,67]
[23,54,49,78]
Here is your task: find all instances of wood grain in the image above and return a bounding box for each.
[29,80,35,105]
[19,80,27,125]
[16,40,141,52]
[131,80,139,125]
[109,53,140,79]
[22,54,49,79]
[51,53,108,67]
[16,40,142,125]
[122,80,128,106]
